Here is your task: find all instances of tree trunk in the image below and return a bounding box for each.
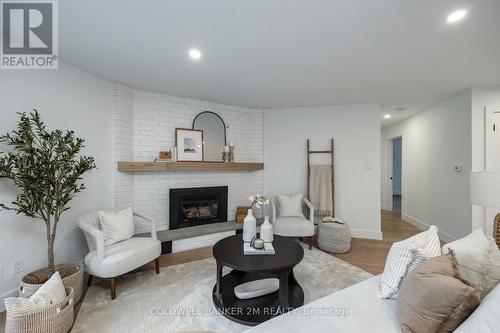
[47,236,55,278]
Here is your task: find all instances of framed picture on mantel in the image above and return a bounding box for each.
[176,128,204,162]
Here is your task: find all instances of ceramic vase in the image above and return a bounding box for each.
[243,209,257,242]
[260,216,273,242]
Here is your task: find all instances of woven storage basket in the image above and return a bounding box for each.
[318,221,351,253]
[5,287,74,333]
[236,206,250,223]
[19,262,84,303]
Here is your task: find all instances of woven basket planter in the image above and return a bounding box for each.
[19,262,84,304]
[5,287,74,333]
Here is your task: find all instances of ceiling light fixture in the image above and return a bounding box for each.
[446,9,467,23]
[384,114,391,119]
[189,49,201,60]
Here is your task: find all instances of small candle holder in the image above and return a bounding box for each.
[229,145,235,163]
[222,146,230,163]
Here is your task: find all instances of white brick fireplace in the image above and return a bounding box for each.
[113,84,264,251]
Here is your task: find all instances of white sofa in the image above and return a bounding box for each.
[244,276,399,333]
[244,275,499,333]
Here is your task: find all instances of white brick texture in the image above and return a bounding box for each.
[113,86,264,232]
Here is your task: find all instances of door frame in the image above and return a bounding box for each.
[484,106,500,234]
[387,135,403,212]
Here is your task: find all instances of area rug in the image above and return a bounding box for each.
[72,245,372,333]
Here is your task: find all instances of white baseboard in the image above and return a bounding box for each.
[402,214,457,243]
[0,288,18,313]
[172,231,236,253]
[351,228,383,240]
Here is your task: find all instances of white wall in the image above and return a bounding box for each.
[471,87,500,234]
[0,64,114,309]
[113,86,264,251]
[264,104,382,240]
[381,91,472,242]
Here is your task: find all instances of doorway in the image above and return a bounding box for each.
[484,106,500,234]
[387,136,402,215]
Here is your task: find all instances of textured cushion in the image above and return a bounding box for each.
[454,283,500,333]
[5,272,66,315]
[443,228,500,298]
[273,217,314,237]
[379,225,441,298]
[277,194,304,218]
[442,229,489,259]
[398,253,481,333]
[85,237,161,278]
[98,207,134,246]
[30,271,67,307]
[4,297,41,316]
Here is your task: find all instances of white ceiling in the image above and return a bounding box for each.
[59,0,500,126]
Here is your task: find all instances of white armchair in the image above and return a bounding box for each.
[271,196,315,249]
[78,209,161,299]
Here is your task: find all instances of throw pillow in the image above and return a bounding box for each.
[398,252,481,333]
[30,271,67,307]
[277,194,304,218]
[98,207,135,246]
[443,228,500,298]
[407,225,442,271]
[379,237,415,298]
[379,225,441,298]
[4,297,41,316]
[442,228,490,260]
[454,282,500,333]
[5,271,66,316]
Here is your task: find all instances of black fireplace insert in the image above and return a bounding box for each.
[169,186,228,229]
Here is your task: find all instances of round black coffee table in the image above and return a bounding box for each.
[212,234,304,326]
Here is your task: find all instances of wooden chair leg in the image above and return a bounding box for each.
[87,274,93,287]
[155,257,160,274]
[110,277,116,300]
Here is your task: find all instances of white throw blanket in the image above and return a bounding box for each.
[309,164,333,216]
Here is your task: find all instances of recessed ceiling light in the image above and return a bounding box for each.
[384,114,391,119]
[447,9,467,23]
[189,49,201,60]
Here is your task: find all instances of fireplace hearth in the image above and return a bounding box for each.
[169,186,228,229]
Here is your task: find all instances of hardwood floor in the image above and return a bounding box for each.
[0,210,418,332]
[331,209,420,274]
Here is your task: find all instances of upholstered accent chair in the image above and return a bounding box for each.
[77,209,161,299]
[271,196,315,249]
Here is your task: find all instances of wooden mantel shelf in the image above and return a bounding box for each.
[118,161,264,172]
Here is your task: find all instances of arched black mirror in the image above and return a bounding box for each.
[193,111,227,162]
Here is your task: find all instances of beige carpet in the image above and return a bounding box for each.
[73,245,372,333]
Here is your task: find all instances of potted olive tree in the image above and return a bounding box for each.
[0,110,96,303]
